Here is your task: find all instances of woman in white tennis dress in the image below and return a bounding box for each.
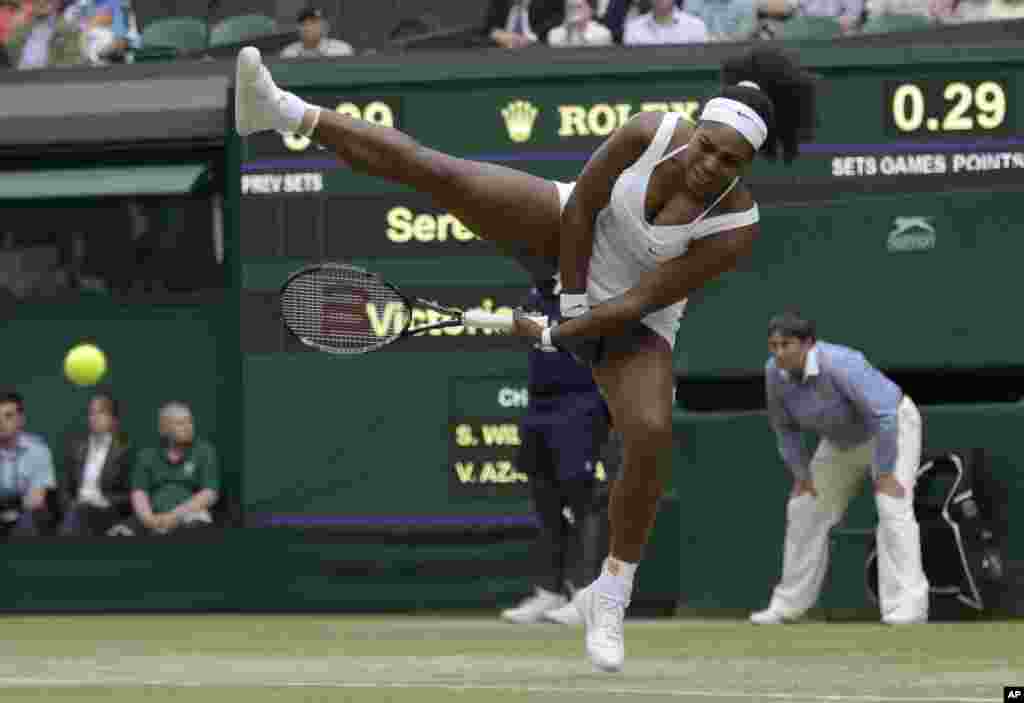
[235,45,817,672]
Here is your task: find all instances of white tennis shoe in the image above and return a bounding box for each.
[500,588,567,624]
[574,585,625,672]
[543,600,583,626]
[881,607,928,625]
[235,46,288,136]
[749,607,800,625]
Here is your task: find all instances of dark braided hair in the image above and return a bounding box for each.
[719,48,818,164]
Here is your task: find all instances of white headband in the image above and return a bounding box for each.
[699,96,768,151]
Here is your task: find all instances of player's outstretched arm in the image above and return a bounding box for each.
[552,222,758,343]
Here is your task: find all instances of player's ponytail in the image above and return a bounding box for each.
[719,48,818,164]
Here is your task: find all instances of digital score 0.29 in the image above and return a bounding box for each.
[884,78,1012,138]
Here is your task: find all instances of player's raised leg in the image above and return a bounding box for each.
[235,47,561,263]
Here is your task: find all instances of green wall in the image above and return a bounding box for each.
[1,45,1021,615]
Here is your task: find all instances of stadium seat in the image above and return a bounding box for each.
[208,14,278,48]
[860,13,933,33]
[775,14,841,40]
[140,16,209,53]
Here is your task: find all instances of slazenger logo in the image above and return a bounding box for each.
[887,217,936,252]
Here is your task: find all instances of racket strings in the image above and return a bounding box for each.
[281,267,407,353]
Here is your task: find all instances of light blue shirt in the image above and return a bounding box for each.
[798,0,864,21]
[0,434,56,498]
[94,0,140,46]
[766,341,903,481]
[683,0,757,40]
[17,18,55,70]
[71,0,140,47]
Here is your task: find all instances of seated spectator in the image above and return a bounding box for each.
[11,388,45,447]
[624,0,709,43]
[759,0,863,33]
[933,0,1023,21]
[684,0,758,40]
[121,401,218,536]
[6,0,82,70]
[866,0,942,19]
[0,0,30,45]
[548,0,613,45]
[486,0,564,49]
[980,0,1024,19]
[280,6,353,59]
[602,0,651,42]
[58,390,134,536]
[0,391,56,537]
[67,0,141,65]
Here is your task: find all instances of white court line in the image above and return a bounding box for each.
[0,678,995,702]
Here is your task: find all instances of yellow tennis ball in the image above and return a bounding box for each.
[64,344,107,386]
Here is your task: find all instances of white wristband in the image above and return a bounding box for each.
[299,107,321,138]
[560,292,589,318]
[541,327,554,349]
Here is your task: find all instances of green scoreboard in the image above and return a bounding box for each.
[238,45,1024,526]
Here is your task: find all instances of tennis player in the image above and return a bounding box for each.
[236,45,817,671]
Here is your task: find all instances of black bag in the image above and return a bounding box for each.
[866,449,1006,613]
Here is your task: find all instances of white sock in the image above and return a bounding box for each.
[277,91,317,135]
[593,556,637,605]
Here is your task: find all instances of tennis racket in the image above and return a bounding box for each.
[280,262,538,355]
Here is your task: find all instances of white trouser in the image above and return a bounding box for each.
[768,396,930,620]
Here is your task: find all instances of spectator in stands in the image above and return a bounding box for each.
[684,0,758,40]
[977,0,1024,19]
[486,0,564,49]
[0,390,55,537]
[58,390,134,536]
[122,401,218,536]
[933,0,1023,21]
[65,0,140,65]
[866,0,942,20]
[601,0,648,43]
[6,0,82,69]
[759,0,863,33]
[623,0,708,43]
[547,0,613,45]
[0,0,30,45]
[10,388,45,446]
[280,6,353,59]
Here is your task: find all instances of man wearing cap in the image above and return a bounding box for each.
[281,6,353,59]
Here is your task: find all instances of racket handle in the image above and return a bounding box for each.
[463,309,516,331]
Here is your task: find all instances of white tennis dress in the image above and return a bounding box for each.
[555,112,760,348]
